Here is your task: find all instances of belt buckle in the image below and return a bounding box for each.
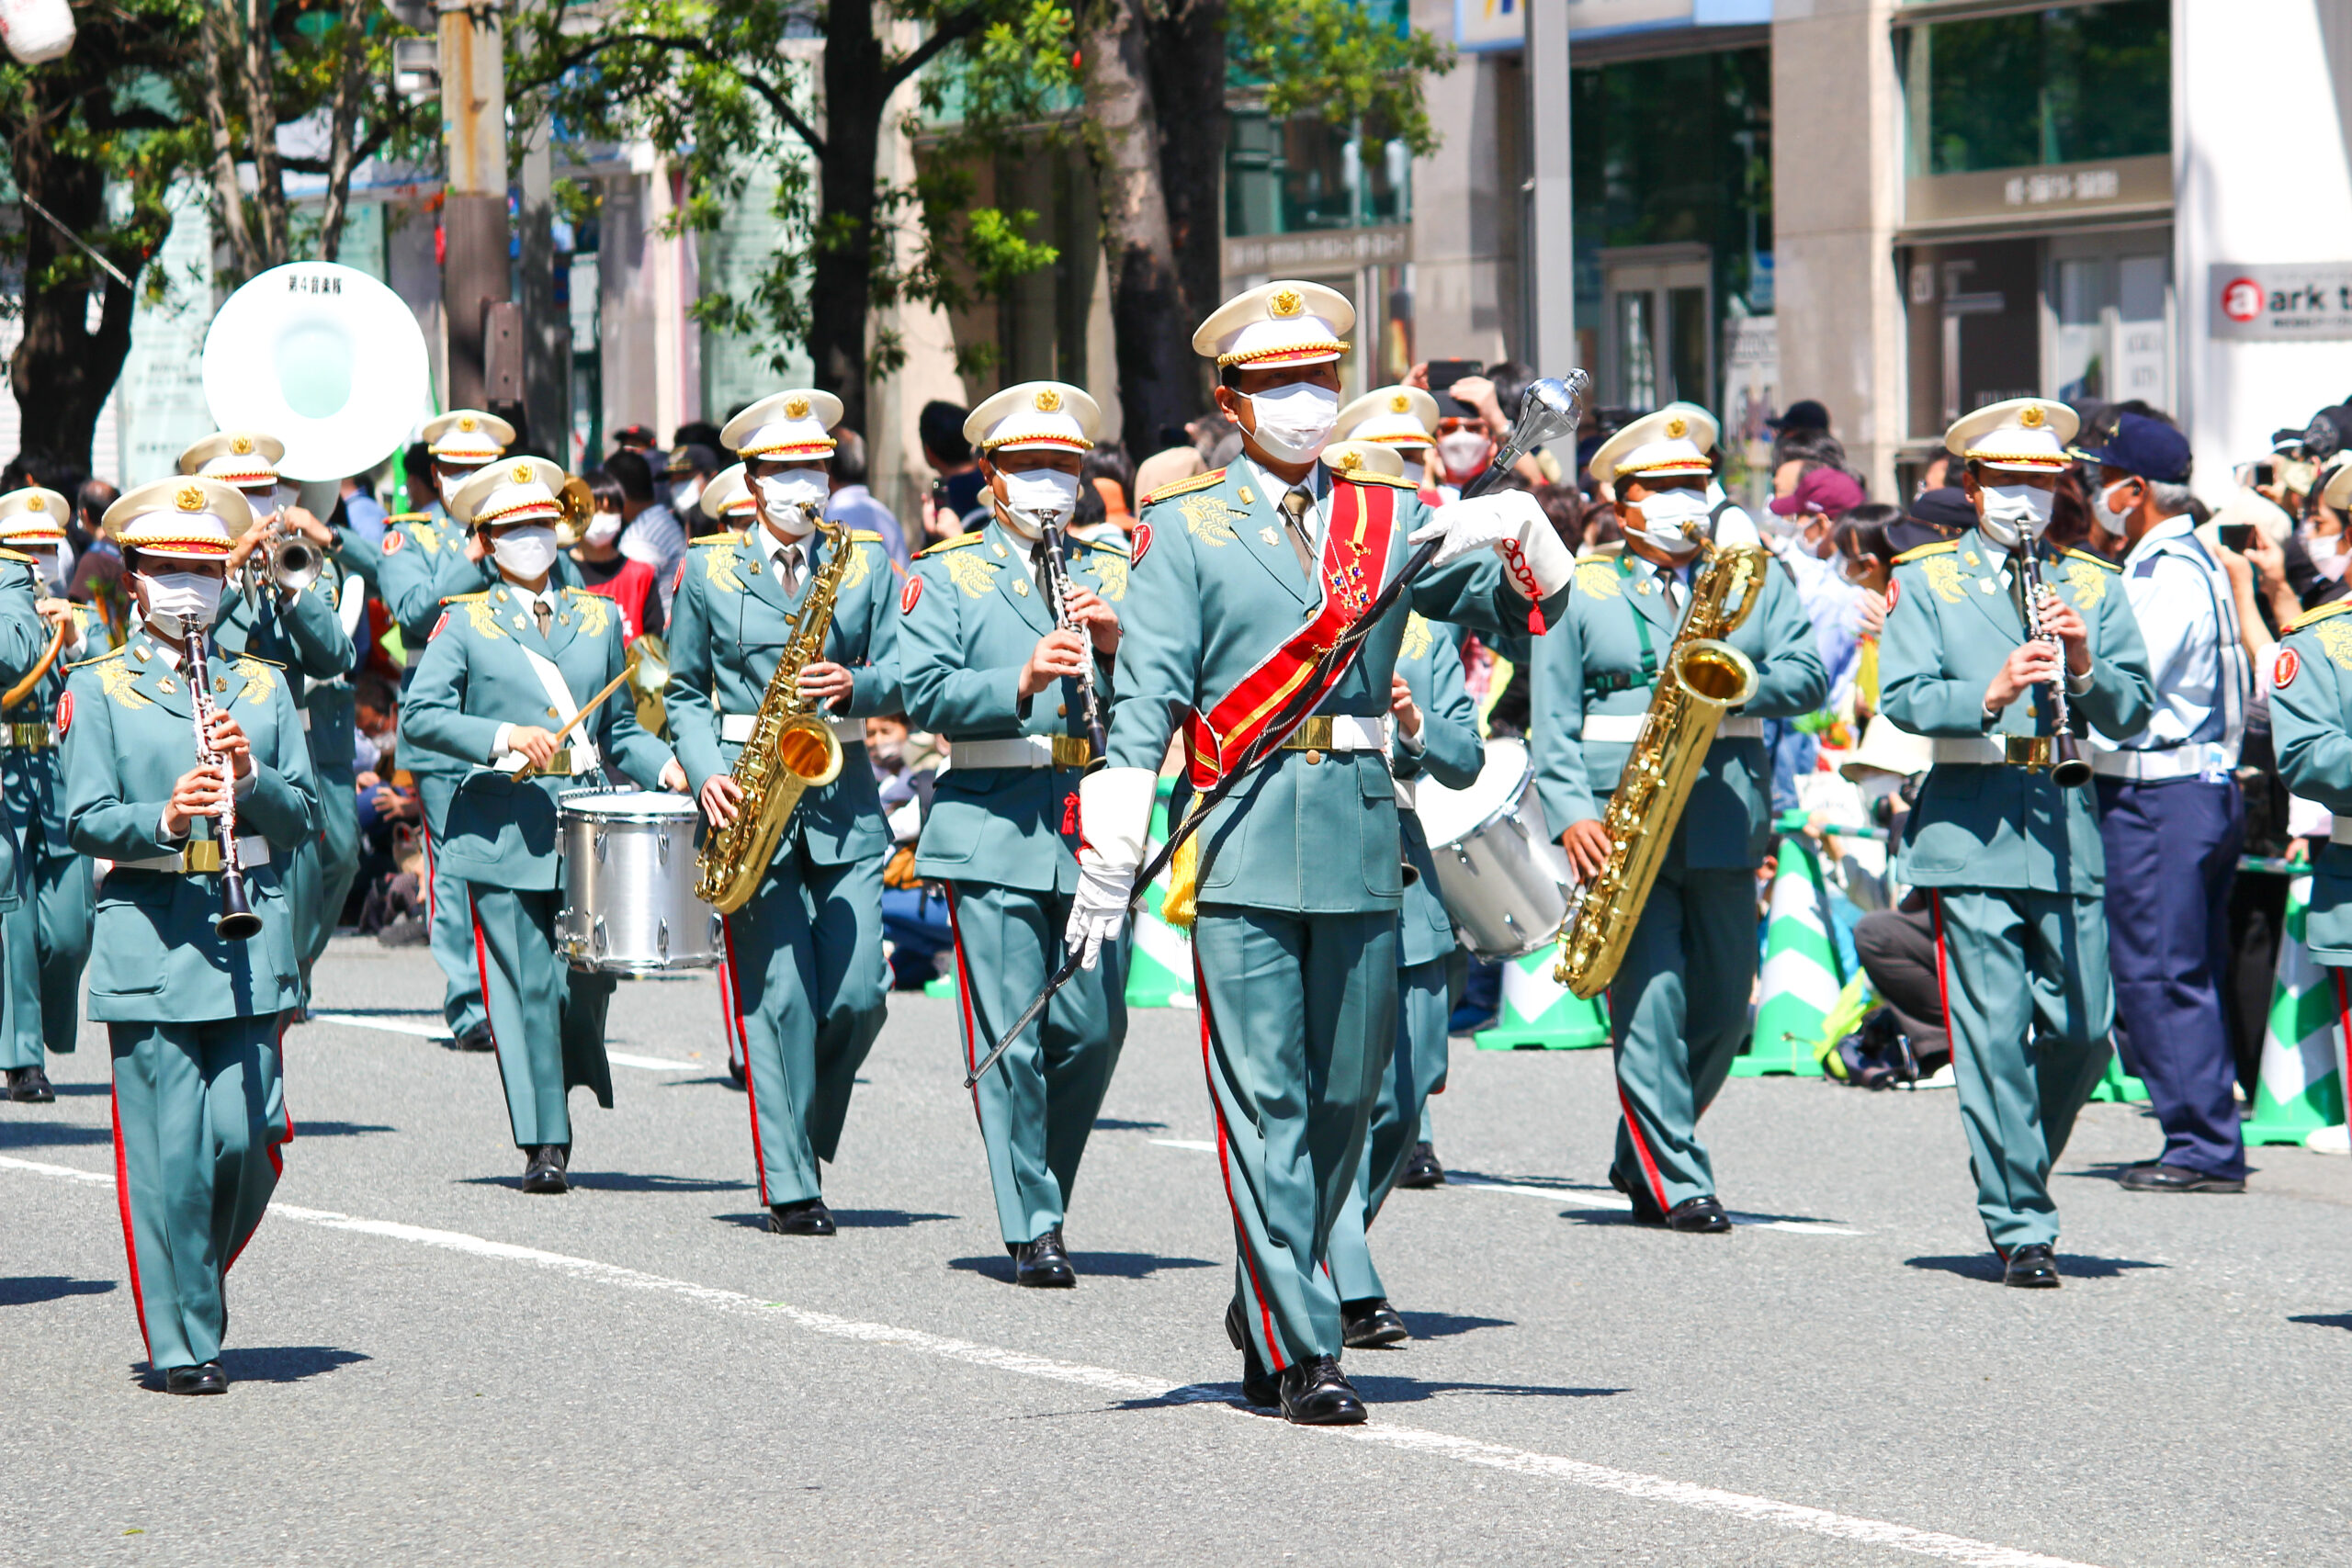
[1050,735,1092,770]
[1286,716,1334,750]
[181,840,222,874]
[2004,736,2052,771]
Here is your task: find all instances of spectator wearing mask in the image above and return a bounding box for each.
[824,428,910,569]
[918,400,988,540]
[1763,465,1868,801]
[605,448,686,614]
[568,470,663,642]
[2078,412,2251,1194]
[868,714,950,991]
[662,443,722,523]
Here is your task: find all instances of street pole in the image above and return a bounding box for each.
[438,0,511,415]
[1526,0,1576,380]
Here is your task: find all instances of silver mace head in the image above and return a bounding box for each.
[1505,371,1589,460]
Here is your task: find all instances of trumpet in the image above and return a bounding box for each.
[265,524,322,592]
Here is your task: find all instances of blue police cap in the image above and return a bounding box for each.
[2075,412,2192,485]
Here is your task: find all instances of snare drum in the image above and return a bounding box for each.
[1409,738,1571,959]
[556,789,723,974]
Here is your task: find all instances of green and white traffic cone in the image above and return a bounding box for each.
[1125,782,1196,1009]
[1474,946,1611,1050]
[1733,833,1838,1077]
[2244,875,2345,1146]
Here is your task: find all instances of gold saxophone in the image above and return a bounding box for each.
[1552,541,1770,998]
[694,511,853,914]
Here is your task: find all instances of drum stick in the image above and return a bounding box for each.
[514,650,639,782]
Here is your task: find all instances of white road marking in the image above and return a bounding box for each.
[1148,1139,1863,1235]
[307,1012,703,1072]
[0,1151,2098,1568]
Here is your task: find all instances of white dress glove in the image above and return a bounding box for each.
[1064,767,1156,969]
[1408,490,1572,599]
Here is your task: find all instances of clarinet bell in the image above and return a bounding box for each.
[215,871,264,942]
[2051,736,2094,789]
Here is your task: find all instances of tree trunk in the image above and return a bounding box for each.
[9,101,139,477]
[238,0,288,266]
[198,1,257,277]
[1077,0,1196,457]
[317,0,368,262]
[1145,0,1227,343]
[808,0,882,431]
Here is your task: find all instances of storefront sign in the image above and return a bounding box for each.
[1905,153,2170,229]
[1222,224,1410,280]
[2209,264,2352,341]
[1455,0,1522,51]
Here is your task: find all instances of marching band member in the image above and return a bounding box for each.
[1336,386,1443,496]
[401,457,684,1194]
[1069,281,1571,1422]
[1531,406,1826,1232]
[2272,474,2352,1080]
[181,434,359,1016]
[1323,575,1486,1347]
[668,390,900,1235]
[63,478,321,1393]
[1879,399,2154,1287]
[697,464,758,536]
[899,381,1130,1287]
[0,489,84,1102]
[377,411,518,1054]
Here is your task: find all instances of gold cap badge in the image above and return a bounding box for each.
[1033,388,1062,413]
[2019,405,2046,428]
[1390,393,1409,412]
[458,415,478,432]
[26,495,44,512]
[1335,449,1363,471]
[175,485,204,512]
[1665,416,1688,439]
[1270,288,1303,319]
[785,394,810,419]
[231,434,254,456]
[512,462,534,484]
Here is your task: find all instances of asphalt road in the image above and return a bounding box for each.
[5,937,2349,1566]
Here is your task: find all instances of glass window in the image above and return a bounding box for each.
[1225,107,1412,237]
[1901,0,2170,178]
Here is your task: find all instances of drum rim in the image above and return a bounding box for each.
[557,785,700,821]
[1416,737,1535,848]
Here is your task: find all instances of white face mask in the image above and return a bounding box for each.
[27,547,66,593]
[1399,457,1426,487]
[1856,771,1905,806]
[584,510,624,547]
[2091,479,2134,536]
[1976,481,2056,548]
[1628,487,1710,557]
[757,469,828,536]
[242,483,292,523]
[491,524,559,582]
[994,467,1082,539]
[1435,430,1492,479]
[138,570,224,638]
[673,478,705,513]
[1245,383,1340,464]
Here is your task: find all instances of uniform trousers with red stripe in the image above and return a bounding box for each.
[1605,865,1756,1213]
[469,885,616,1149]
[1193,906,1394,1371]
[1928,887,2114,1253]
[110,1017,290,1372]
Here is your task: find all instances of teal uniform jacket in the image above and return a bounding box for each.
[1105,465,1565,903]
[1530,549,1828,869]
[2268,602,2352,961]
[0,558,52,899]
[60,635,321,1021]
[4,603,94,874]
[399,583,677,887]
[216,564,359,713]
[666,527,901,865]
[1880,535,2155,893]
[901,523,1125,892]
[1393,614,1484,964]
[0,603,98,1064]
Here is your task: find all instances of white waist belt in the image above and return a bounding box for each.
[2090,744,2233,782]
[1932,738,2009,765]
[1582,713,1762,744]
[718,713,864,744]
[1278,714,1389,751]
[113,835,272,874]
[951,735,1094,770]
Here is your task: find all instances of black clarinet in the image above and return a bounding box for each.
[2010,544,2092,789]
[184,626,264,940]
[1039,514,1109,761]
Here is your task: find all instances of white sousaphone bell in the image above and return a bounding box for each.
[202,261,434,493]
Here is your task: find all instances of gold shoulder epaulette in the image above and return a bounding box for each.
[2064,547,2120,572]
[1140,468,1227,506]
[563,585,603,598]
[691,530,743,546]
[1077,533,1130,560]
[915,532,983,558]
[1340,470,1416,491]
[2289,599,2352,634]
[232,652,285,670]
[1894,540,1960,565]
[849,529,884,544]
[66,646,127,671]
[439,592,490,606]
[387,513,432,525]
[0,547,36,566]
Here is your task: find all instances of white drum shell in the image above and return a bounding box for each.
[557,790,723,973]
[1410,739,1571,960]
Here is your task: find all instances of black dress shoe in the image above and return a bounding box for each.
[519,1145,570,1194]
[2119,1162,2245,1194]
[456,1022,496,1053]
[163,1362,229,1395]
[1341,1298,1409,1348]
[1279,1356,1366,1426]
[768,1197,837,1235]
[2001,1243,2061,1288]
[6,1065,54,1103]
[1395,1142,1447,1189]
[726,1055,746,1089]
[1224,1298,1279,1407]
[1610,1165,1667,1225]
[1013,1226,1076,1287]
[1665,1195,1732,1233]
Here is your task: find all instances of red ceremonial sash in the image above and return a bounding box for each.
[1182,477,1398,790]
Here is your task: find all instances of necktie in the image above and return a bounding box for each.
[533,597,553,640]
[1279,487,1317,577]
[780,544,801,596]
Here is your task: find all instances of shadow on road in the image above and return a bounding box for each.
[949,1251,1216,1282]
[1904,1253,2167,1281]
[460,1172,752,1193]
[2290,1313,2352,1332]
[1093,1118,1170,1132]
[0,1121,112,1149]
[1340,1376,1629,1405]
[129,1347,371,1388]
[715,1209,955,1230]
[0,1275,115,1306]
[291,1122,397,1139]
[1397,1311,1513,1340]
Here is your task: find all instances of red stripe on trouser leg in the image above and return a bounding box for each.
[2335,969,2349,1103]
[1614,1081,1670,1213]
[109,1074,153,1359]
[1930,892,1954,1044]
[1195,954,1284,1372]
[722,915,771,1206]
[944,886,982,1124]
[421,824,435,919]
